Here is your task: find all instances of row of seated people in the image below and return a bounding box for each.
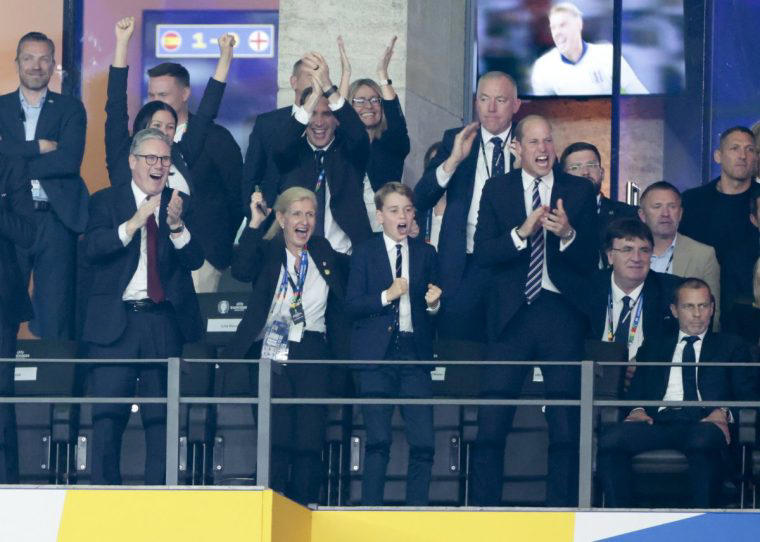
[2,24,760,509]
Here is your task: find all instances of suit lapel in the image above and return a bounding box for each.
[311,239,340,294]
[462,132,482,203]
[408,238,422,293]
[672,235,686,276]
[33,93,57,140]
[5,91,26,142]
[656,335,679,394]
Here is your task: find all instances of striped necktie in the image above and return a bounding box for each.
[525,178,544,304]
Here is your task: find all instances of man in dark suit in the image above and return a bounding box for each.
[147,60,242,293]
[273,52,371,254]
[0,32,88,339]
[346,182,442,505]
[598,278,746,508]
[414,71,521,344]
[471,114,598,507]
[82,129,203,485]
[560,141,637,268]
[582,218,680,362]
[0,155,36,484]
[242,59,312,209]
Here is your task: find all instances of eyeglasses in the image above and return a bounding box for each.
[566,162,601,173]
[134,154,171,167]
[609,246,653,256]
[351,96,381,107]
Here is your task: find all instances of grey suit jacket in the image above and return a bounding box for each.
[672,233,721,330]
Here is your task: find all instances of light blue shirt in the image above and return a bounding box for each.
[19,89,48,201]
[650,235,676,274]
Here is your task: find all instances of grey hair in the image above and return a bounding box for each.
[130,127,171,155]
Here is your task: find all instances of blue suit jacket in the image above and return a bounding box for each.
[81,183,204,346]
[346,235,438,361]
[0,89,88,233]
[413,126,515,300]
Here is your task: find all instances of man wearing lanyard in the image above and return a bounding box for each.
[581,218,680,362]
[414,71,521,350]
[638,181,721,329]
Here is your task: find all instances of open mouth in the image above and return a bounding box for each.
[149,172,163,181]
[397,222,408,235]
[311,127,327,138]
[535,155,550,168]
[294,225,309,239]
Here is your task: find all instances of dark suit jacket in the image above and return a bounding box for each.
[0,89,88,233]
[413,126,515,300]
[630,331,748,418]
[225,226,350,360]
[597,196,638,265]
[363,97,410,191]
[81,183,204,346]
[474,166,598,340]
[105,67,239,270]
[274,103,372,248]
[581,269,680,344]
[0,156,36,325]
[242,105,291,212]
[346,235,438,361]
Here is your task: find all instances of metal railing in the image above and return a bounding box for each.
[1,356,759,508]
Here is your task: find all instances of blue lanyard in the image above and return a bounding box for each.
[606,290,644,345]
[278,249,309,304]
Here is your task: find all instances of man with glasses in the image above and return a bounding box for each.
[560,141,637,267]
[0,32,88,340]
[82,129,203,484]
[638,181,721,330]
[581,218,680,362]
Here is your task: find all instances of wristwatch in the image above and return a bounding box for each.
[323,84,338,99]
[379,79,392,86]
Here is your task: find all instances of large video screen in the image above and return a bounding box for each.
[477,0,685,97]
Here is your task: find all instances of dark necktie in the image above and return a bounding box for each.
[681,335,700,402]
[145,214,165,303]
[614,296,632,345]
[525,178,544,303]
[394,244,402,330]
[314,150,326,237]
[490,136,505,178]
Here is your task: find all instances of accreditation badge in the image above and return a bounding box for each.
[261,319,290,361]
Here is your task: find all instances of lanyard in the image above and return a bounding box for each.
[277,249,309,307]
[606,290,644,345]
[480,127,511,180]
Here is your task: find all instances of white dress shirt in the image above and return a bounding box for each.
[118,181,191,301]
[435,126,513,253]
[260,249,329,340]
[509,170,575,294]
[165,123,191,195]
[661,330,707,409]
[379,235,440,330]
[602,276,645,360]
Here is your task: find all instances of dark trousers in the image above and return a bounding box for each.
[471,290,586,507]
[17,209,76,339]
[356,333,434,506]
[437,256,491,344]
[250,330,331,505]
[598,411,728,508]
[87,305,182,485]
[0,321,18,484]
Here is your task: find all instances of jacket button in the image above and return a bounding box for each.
[387,326,393,333]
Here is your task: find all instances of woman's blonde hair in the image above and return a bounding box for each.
[264,187,318,240]
[347,78,387,141]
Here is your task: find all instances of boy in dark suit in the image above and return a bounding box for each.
[346,181,442,506]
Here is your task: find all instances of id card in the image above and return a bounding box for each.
[261,319,290,361]
[290,303,306,326]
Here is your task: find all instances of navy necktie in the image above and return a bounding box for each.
[681,335,700,402]
[490,136,505,178]
[525,178,544,303]
[313,150,326,237]
[614,296,632,345]
[394,244,402,330]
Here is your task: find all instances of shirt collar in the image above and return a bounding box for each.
[307,138,335,152]
[130,180,158,208]
[521,168,555,191]
[19,88,47,109]
[480,125,512,146]
[610,273,645,303]
[677,329,708,342]
[382,233,408,252]
[560,41,588,65]
[652,234,677,259]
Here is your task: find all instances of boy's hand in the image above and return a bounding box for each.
[425,283,442,308]
[386,277,409,302]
